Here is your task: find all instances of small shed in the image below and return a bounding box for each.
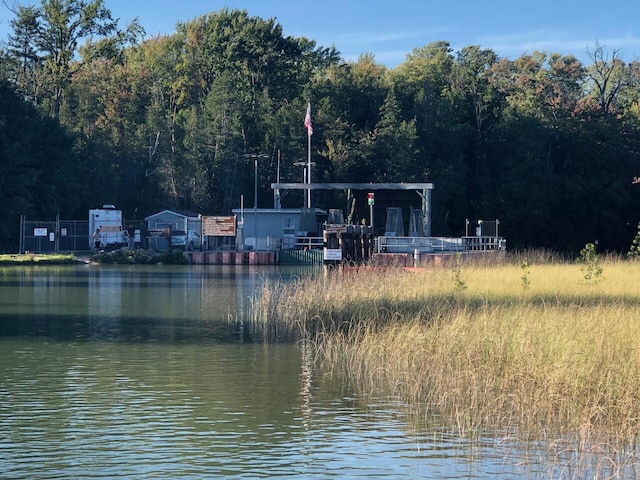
[145,209,201,250]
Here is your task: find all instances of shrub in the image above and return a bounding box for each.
[576,242,603,284]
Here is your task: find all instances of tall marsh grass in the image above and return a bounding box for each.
[249,256,640,449]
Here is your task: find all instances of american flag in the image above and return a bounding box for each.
[304,103,313,135]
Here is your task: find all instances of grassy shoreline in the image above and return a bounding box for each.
[249,255,640,448]
[0,253,80,265]
[0,249,189,265]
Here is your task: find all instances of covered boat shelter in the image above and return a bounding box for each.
[271,182,434,236]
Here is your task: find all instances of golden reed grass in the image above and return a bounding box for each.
[250,255,640,446]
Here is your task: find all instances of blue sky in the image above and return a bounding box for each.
[2,0,640,67]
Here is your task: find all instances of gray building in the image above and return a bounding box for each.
[232,207,323,251]
[145,209,201,250]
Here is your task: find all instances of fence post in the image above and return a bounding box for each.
[55,213,60,252]
[19,214,25,254]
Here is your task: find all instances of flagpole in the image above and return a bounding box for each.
[307,125,311,209]
[304,102,313,209]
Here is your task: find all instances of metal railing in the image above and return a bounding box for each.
[462,236,506,251]
[376,235,505,254]
[294,236,324,250]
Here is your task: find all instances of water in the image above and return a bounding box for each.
[0,265,618,478]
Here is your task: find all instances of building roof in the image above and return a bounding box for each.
[145,209,200,221]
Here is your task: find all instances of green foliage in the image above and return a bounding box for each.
[2,4,640,254]
[576,243,603,284]
[373,89,419,181]
[627,223,640,260]
[452,253,467,291]
[91,249,188,264]
[0,80,87,251]
[8,0,119,118]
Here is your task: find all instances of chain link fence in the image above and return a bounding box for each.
[18,215,146,254]
[19,216,91,253]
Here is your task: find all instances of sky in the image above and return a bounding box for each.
[1,0,640,67]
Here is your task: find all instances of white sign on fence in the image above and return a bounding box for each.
[323,248,342,261]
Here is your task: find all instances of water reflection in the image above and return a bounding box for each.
[0,338,545,479]
[0,265,309,343]
[0,266,638,478]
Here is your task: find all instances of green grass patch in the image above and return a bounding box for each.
[0,253,77,265]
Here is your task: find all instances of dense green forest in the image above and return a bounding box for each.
[1,0,639,253]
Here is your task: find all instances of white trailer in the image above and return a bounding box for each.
[89,205,128,250]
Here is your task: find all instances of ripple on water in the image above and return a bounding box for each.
[2,337,627,479]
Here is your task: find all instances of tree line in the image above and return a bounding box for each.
[1,0,639,253]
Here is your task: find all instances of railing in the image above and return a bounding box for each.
[376,235,505,254]
[376,236,423,254]
[244,236,323,252]
[294,236,324,250]
[278,249,323,265]
[429,237,466,252]
[462,236,506,251]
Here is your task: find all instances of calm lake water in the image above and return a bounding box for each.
[0,264,617,479]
